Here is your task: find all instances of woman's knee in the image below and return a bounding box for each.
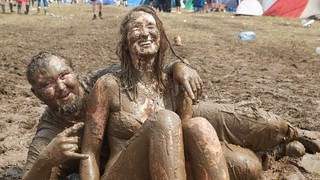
[151,109,181,130]
[183,117,218,138]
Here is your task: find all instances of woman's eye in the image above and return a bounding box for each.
[147,25,156,29]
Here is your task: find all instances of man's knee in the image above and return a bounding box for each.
[223,144,262,180]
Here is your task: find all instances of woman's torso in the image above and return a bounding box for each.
[102,74,175,163]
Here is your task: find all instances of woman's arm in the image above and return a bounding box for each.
[80,78,110,180]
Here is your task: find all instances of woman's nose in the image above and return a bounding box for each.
[140,27,149,38]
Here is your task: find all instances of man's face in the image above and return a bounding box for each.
[31,56,84,115]
[127,11,160,58]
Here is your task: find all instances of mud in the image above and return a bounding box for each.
[0,4,320,179]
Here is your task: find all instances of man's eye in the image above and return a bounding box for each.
[60,73,69,79]
[131,27,140,32]
[42,82,53,88]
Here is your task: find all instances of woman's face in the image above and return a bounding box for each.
[127,11,160,58]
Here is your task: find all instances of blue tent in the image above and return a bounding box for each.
[86,0,117,5]
[127,0,148,6]
[103,0,117,5]
[127,0,177,7]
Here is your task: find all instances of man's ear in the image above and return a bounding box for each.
[31,88,41,100]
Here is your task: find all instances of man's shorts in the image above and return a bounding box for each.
[175,0,181,7]
[91,0,102,3]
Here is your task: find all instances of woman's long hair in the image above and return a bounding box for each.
[116,6,169,100]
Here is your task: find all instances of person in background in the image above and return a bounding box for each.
[1,0,5,13]
[16,0,22,14]
[164,0,171,12]
[37,0,48,15]
[122,0,127,6]
[149,0,154,9]
[91,0,102,20]
[175,0,181,13]
[158,0,164,12]
[24,0,30,14]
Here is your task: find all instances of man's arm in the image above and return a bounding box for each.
[164,60,203,102]
[23,123,88,180]
[23,136,54,180]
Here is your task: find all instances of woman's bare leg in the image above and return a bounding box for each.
[102,110,186,180]
[183,117,229,180]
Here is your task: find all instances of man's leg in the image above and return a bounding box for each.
[43,0,48,15]
[91,0,96,19]
[37,0,41,14]
[25,0,30,15]
[98,0,102,19]
[1,2,5,13]
[17,2,22,14]
[192,102,297,151]
[223,143,262,180]
[9,0,13,13]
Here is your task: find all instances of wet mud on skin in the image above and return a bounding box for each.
[0,4,320,179]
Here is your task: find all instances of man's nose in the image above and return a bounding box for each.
[56,79,66,90]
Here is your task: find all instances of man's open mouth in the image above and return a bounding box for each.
[58,92,71,101]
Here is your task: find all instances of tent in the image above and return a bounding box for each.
[127,0,148,6]
[236,0,263,16]
[222,0,239,11]
[102,0,117,5]
[261,0,320,18]
[87,0,117,5]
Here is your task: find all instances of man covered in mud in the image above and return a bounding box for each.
[23,9,320,180]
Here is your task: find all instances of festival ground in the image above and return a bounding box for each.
[0,4,319,179]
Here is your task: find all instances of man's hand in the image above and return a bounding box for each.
[40,122,89,166]
[172,62,203,102]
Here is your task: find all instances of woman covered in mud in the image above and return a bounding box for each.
[80,6,229,180]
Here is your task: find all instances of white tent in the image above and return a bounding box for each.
[236,0,263,16]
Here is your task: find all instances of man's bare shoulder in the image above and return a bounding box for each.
[79,64,121,93]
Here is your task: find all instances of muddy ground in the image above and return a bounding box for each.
[0,3,319,179]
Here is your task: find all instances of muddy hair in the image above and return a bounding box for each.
[26,51,73,86]
[116,6,174,99]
